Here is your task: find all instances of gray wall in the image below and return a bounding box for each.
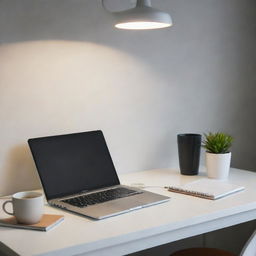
[0,0,255,196]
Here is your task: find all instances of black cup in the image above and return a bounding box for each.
[177,134,202,175]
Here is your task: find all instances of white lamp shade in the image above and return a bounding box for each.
[114,2,172,30]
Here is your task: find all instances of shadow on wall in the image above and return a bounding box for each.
[0,0,255,196]
[2,144,41,196]
[0,0,130,44]
[0,0,177,61]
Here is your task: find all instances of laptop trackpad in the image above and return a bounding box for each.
[109,196,144,210]
[80,196,144,219]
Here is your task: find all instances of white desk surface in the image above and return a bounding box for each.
[1,167,256,256]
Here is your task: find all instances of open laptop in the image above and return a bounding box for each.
[28,130,169,220]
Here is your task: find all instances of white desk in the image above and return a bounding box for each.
[1,167,256,256]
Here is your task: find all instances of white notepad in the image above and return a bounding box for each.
[167,178,245,200]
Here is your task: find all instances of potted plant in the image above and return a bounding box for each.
[202,132,233,180]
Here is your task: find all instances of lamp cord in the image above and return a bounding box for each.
[100,0,136,13]
[101,0,108,11]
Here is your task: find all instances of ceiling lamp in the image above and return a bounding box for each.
[102,0,173,30]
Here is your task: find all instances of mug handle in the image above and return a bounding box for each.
[2,200,14,215]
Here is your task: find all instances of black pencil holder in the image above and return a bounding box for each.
[177,134,202,175]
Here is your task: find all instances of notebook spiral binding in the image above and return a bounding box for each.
[166,186,214,200]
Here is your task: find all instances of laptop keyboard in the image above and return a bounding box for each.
[62,187,142,208]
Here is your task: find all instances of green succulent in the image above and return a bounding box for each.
[202,132,233,154]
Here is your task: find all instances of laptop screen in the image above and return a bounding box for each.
[28,130,120,200]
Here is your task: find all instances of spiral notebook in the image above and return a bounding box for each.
[166,178,245,200]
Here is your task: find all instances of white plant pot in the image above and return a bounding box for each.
[206,152,231,180]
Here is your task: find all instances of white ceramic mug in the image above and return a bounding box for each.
[2,191,44,224]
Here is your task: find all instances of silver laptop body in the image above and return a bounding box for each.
[28,130,169,220]
[48,184,169,219]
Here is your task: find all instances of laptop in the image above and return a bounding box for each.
[28,130,169,220]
